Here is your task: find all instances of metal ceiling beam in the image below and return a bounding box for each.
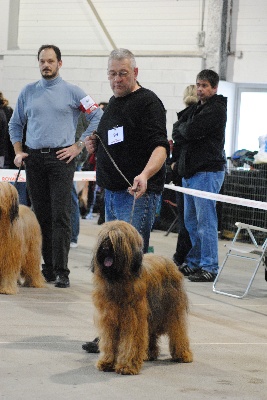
[85,0,117,51]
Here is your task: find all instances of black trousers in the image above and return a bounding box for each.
[173,190,192,265]
[25,150,76,277]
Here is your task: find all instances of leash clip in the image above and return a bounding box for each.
[129,192,137,225]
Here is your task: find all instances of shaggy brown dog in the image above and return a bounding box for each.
[92,220,193,375]
[0,182,45,294]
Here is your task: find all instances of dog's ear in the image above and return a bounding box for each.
[131,249,143,276]
[10,198,19,224]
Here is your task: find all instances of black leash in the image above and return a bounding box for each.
[94,133,137,225]
[14,165,22,189]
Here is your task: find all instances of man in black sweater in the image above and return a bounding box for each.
[86,48,169,253]
[83,48,169,353]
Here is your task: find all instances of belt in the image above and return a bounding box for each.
[26,147,64,154]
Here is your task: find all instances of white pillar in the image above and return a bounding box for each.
[0,0,20,52]
[204,0,230,79]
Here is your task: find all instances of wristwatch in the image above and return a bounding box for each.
[77,140,84,148]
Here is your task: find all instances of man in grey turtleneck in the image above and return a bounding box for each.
[9,44,103,288]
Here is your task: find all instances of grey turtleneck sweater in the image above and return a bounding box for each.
[9,75,103,149]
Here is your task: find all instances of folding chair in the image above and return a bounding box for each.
[163,199,179,236]
[213,222,267,299]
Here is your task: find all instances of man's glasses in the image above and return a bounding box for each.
[107,71,129,79]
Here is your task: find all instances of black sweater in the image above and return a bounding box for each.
[96,87,169,193]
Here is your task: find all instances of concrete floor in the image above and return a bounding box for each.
[0,217,267,400]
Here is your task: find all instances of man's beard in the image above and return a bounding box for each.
[41,69,58,80]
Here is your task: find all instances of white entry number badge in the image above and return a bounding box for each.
[108,126,124,145]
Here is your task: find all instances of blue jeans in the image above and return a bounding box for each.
[71,184,80,243]
[182,171,225,274]
[105,189,161,253]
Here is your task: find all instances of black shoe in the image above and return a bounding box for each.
[82,337,100,353]
[172,256,182,267]
[42,266,56,283]
[188,269,216,282]
[178,263,195,277]
[54,275,70,288]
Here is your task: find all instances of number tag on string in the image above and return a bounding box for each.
[108,126,124,145]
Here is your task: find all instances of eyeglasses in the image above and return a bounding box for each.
[107,71,129,79]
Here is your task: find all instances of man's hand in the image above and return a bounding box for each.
[56,144,81,163]
[128,173,147,199]
[14,152,29,167]
[85,132,98,154]
[128,146,167,199]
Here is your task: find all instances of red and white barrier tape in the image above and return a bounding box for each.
[0,169,96,182]
[1,170,266,211]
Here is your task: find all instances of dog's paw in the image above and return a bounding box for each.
[115,364,140,375]
[172,349,193,363]
[0,287,18,295]
[97,359,115,372]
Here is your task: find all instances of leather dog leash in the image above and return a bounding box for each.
[14,165,22,189]
[93,132,137,225]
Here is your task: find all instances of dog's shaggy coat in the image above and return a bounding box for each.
[92,220,193,375]
[0,182,45,294]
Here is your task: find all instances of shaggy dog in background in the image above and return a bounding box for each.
[0,182,45,294]
[92,220,193,375]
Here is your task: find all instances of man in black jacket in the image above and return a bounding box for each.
[172,69,227,282]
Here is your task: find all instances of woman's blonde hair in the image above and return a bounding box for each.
[183,85,198,107]
[0,91,9,107]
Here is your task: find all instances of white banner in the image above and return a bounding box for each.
[1,170,267,211]
[0,169,96,182]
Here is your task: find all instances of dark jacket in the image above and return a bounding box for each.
[0,109,8,158]
[172,94,227,179]
[1,105,14,167]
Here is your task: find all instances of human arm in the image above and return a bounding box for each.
[125,91,168,197]
[13,141,28,167]
[84,132,98,155]
[56,107,103,163]
[128,146,167,199]
[178,98,227,141]
[169,140,181,185]
[80,107,103,140]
